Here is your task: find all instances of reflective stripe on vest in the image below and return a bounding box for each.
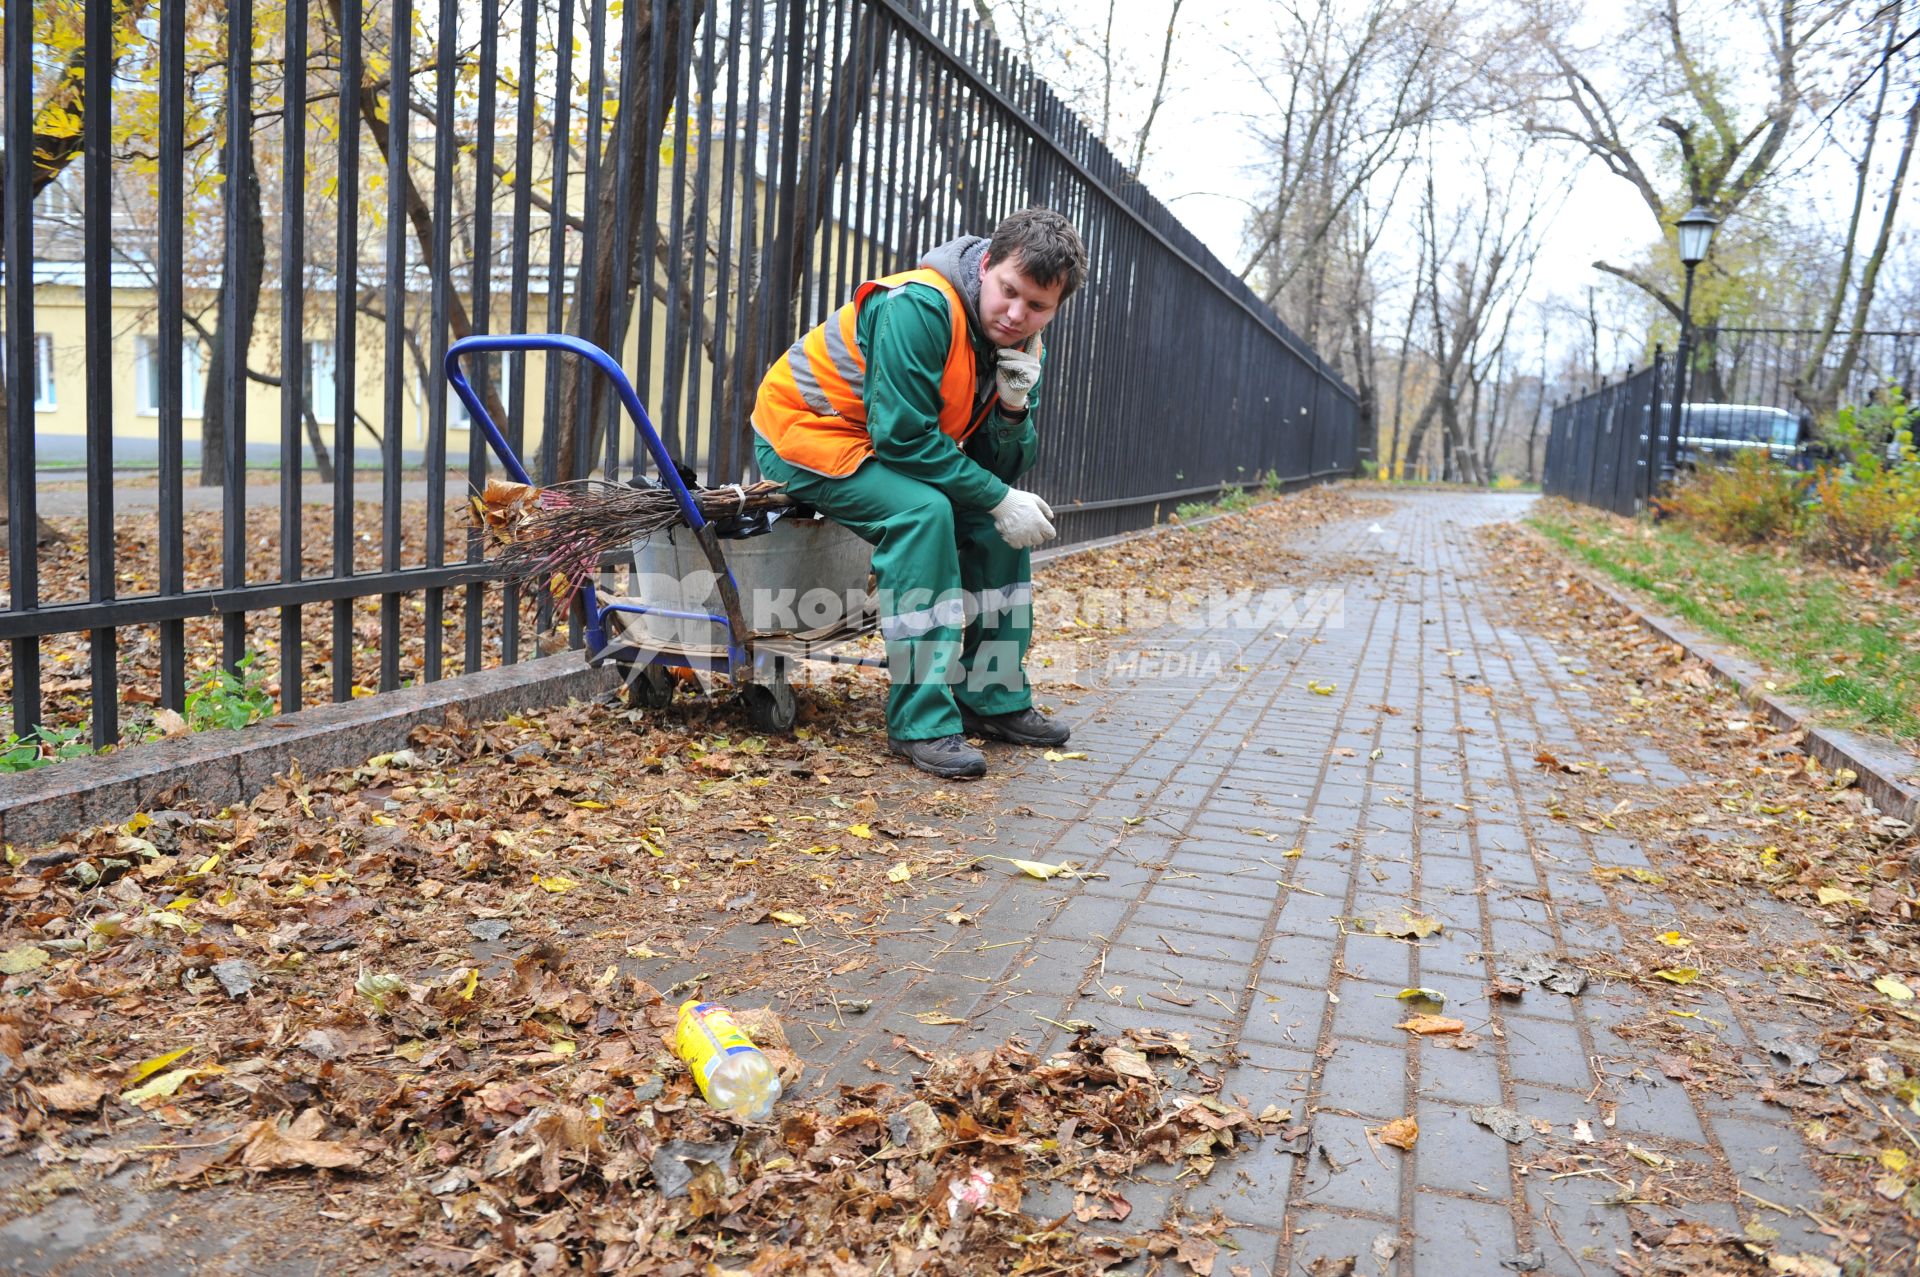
[752,267,990,478]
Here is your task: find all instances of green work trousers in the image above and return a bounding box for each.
[755,436,1034,741]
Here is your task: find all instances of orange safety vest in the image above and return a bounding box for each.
[753,267,996,478]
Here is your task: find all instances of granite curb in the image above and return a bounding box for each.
[0,653,621,847]
[1519,524,1920,822]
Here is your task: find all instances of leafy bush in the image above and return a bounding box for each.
[1660,451,1806,543]
[1804,386,1920,569]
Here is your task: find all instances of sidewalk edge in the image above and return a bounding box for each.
[1517,525,1919,823]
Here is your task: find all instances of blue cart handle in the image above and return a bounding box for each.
[444,333,708,534]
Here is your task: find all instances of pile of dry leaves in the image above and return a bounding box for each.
[0,488,1378,1273]
[1486,520,1920,1273]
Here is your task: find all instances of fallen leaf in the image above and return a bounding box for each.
[34,1073,109,1113]
[1102,1045,1155,1082]
[1873,976,1914,1002]
[0,945,50,975]
[847,823,874,839]
[1652,967,1701,985]
[912,1011,968,1026]
[1656,931,1692,947]
[769,910,808,927]
[126,1046,193,1086]
[1571,1119,1595,1144]
[532,874,578,893]
[886,862,912,884]
[1468,1105,1530,1143]
[1395,987,1447,1005]
[238,1109,367,1171]
[1815,886,1863,907]
[121,1066,203,1106]
[1376,1116,1418,1150]
[1397,1014,1465,1036]
[1042,750,1089,762]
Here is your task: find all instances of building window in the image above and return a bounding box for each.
[304,340,337,424]
[448,354,510,432]
[32,333,55,411]
[135,336,206,417]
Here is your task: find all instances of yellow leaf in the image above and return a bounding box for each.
[1000,856,1068,880]
[1657,931,1692,947]
[1653,967,1701,985]
[551,1039,576,1056]
[124,813,153,834]
[624,944,659,959]
[640,838,666,857]
[534,874,578,893]
[1816,886,1863,907]
[126,1047,192,1085]
[848,822,874,839]
[572,799,609,810]
[0,945,50,975]
[120,1066,200,1106]
[770,910,807,927]
[1306,680,1336,695]
[886,862,911,884]
[458,968,479,1000]
[1042,750,1089,762]
[1395,988,1446,1004]
[913,1011,968,1026]
[393,1039,428,1062]
[1874,976,1915,1002]
[1881,1147,1911,1173]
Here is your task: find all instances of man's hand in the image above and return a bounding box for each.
[994,345,1042,412]
[991,488,1055,549]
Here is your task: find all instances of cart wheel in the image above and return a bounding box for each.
[623,663,676,710]
[742,678,797,733]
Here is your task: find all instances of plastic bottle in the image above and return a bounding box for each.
[673,1000,782,1120]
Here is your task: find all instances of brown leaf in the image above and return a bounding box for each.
[238,1109,367,1171]
[1376,1116,1419,1150]
[1655,1053,1697,1081]
[34,1072,109,1114]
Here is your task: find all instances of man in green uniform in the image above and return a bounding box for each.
[752,208,1087,778]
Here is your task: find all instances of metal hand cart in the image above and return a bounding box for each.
[445,333,882,732]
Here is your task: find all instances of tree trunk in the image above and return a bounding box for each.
[549,0,687,482]
[199,104,266,486]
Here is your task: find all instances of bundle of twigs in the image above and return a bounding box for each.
[468,476,793,596]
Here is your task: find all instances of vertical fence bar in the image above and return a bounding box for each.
[661,0,694,463]
[705,0,742,484]
[83,0,117,748]
[503,0,540,665]
[423,0,458,681]
[466,0,500,673]
[156,0,186,711]
[537,0,574,641]
[279,0,309,714]
[331,0,361,701]
[378,0,410,693]
[573,0,605,483]
[685,0,718,477]
[221,0,255,674]
[7,0,41,739]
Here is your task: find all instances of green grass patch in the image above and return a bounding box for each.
[1530,505,1920,744]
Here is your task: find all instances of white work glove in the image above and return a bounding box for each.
[994,344,1042,412]
[991,488,1055,549]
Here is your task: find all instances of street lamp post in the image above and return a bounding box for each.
[1661,204,1720,492]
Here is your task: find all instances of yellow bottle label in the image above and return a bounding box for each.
[674,1000,758,1103]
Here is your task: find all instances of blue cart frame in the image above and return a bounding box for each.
[446,333,872,729]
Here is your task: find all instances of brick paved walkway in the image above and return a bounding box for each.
[764,490,1832,1276]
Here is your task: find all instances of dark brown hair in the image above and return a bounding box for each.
[987,207,1088,299]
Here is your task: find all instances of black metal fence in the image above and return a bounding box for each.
[1696,326,1919,422]
[0,0,1357,752]
[1541,352,1669,517]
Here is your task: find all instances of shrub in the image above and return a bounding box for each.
[1660,451,1806,543]
[1803,385,1920,569]
[1804,465,1920,568]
